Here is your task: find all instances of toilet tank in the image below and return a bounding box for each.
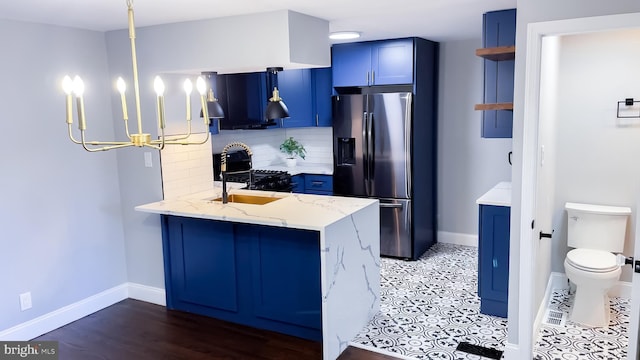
[565,202,631,253]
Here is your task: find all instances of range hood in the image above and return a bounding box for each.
[117,10,331,75]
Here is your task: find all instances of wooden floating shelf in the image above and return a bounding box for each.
[476,46,516,61]
[475,102,514,111]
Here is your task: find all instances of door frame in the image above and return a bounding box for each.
[518,12,640,359]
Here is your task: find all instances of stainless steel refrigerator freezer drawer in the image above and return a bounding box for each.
[379,198,412,258]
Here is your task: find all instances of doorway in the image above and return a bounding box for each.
[519,13,640,360]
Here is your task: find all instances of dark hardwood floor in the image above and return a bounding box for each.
[34,299,401,360]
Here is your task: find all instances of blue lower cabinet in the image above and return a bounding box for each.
[478,205,510,318]
[291,174,333,195]
[161,215,322,341]
[291,174,305,193]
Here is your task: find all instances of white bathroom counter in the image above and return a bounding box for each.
[476,181,512,207]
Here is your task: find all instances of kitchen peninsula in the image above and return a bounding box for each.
[135,187,380,360]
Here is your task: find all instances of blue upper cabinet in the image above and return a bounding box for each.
[277,69,313,128]
[277,68,332,128]
[476,8,516,138]
[332,38,414,87]
[312,67,332,127]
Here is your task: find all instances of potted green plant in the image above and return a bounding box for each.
[280,136,306,167]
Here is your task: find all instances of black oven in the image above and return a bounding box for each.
[213,150,292,192]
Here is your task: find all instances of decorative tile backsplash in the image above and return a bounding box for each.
[160,127,333,199]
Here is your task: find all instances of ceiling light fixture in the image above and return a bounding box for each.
[61,0,213,152]
[329,31,361,40]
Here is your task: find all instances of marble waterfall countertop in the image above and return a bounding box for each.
[476,181,512,207]
[135,185,380,360]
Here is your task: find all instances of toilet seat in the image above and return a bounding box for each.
[566,248,618,273]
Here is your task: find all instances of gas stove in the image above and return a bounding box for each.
[214,150,292,192]
[226,169,292,192]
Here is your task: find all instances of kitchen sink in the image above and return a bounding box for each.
[210,194,283,205]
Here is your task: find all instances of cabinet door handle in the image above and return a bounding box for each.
[311,181,324,186]
[493,258,498,268]
[371,70,375,85]
[315,113,319,127]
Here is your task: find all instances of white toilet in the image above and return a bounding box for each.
[564,202,630,328]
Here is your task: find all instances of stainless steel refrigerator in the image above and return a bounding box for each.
[333,92,436,259]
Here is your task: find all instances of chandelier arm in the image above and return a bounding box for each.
[67,124,82,144]
[123,118,133,140]
[165,119,194,141]
[80,132,134,152]
[143,143,163,150]
[127,1,143,136]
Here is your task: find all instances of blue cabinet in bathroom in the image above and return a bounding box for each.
[478,204,510,318]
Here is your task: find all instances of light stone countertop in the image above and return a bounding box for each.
[135,184,376,231]
[476,181,512,207]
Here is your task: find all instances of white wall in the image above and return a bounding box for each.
[551,29,640,280]
[437,39,512,236]
[0,20,127,332]
[510,0,640,351]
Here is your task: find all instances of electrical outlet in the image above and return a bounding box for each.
[19,292,32,311]
[144,152,152,168]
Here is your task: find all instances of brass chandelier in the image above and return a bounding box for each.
[62,0,215,152]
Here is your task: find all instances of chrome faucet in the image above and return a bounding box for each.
[220,142,253,204]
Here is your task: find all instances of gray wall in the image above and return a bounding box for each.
[510,0,640,348]
[0,20,127,331]
[437,39,512,236]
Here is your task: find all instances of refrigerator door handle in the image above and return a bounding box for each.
[368,112,374,192]
[404,93,412,196]
[380,203,403,209]
[363,111,370,196]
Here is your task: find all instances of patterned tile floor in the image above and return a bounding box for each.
[533,289,630,360]
[350,243,509,359]
[349,242,631,360]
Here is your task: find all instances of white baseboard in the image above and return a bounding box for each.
[438,231,478,247]
[0,283,166,341]
[127,282,166,306]
[502,342,520,360]
[0,284,129,341]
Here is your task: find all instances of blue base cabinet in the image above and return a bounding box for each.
[161,215,322,341]
[478,205,510,318]
[291,174,333,195]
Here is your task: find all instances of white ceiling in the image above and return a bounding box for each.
[0,0,515,42]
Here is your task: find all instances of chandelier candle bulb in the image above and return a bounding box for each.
[184,79,193,121]
[62,76,73,124]
[116,77,128,120]
[196,76,209,124]
[72,76,87,131]
[153,76,165,129]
